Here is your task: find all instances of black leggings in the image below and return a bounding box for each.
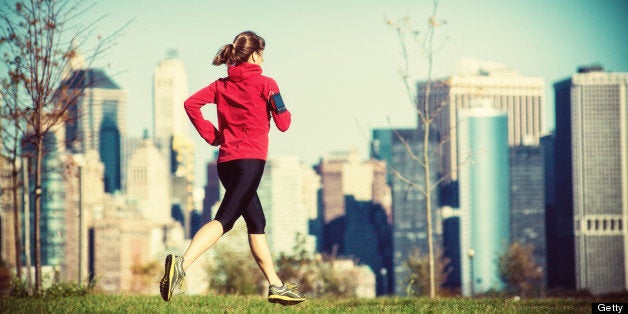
[214,159,266,234]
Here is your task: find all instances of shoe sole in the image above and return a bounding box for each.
[268,295,306,306]
[160,254,175,301]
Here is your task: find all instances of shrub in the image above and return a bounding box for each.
[129,260,161,294]
[404,248,450,296]
[42,281,95,297]
[498,242,543,297]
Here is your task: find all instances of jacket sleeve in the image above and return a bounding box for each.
[265,78,291,132]
[272,110,291,132]
[184,82,222,146]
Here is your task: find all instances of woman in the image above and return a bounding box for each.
[160,31,305,305]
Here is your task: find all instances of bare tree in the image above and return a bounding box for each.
[386,0,448,298]
[0,0,123,293]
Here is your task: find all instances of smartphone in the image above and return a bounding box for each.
[269,92,287,114]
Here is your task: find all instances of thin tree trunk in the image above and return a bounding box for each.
[22,156,32,295]
[34,136,43,293]
[424,127,435,298]
[424,81,436,299]
[423,1,438,298]
[11,158,22,278]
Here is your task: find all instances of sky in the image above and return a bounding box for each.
[86,0,628,188]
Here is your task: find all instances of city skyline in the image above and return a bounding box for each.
[1,1,626,296]
[85,0,626,188]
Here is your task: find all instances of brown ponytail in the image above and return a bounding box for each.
[212,31,265,66]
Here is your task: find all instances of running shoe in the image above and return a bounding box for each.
[160,254,186,301]
[268,283,306,305]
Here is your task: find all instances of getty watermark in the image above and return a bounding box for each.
[593,303,628,313]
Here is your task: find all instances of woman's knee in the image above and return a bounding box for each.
[215,218,234,234]
[245,217,266,234]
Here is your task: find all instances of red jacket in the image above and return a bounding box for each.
[184,62,291,163]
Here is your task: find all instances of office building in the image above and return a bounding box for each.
[63,68,126,193]
[153,52,189,151]
[550,67,628,294]
[316,149,393,294]
[316,149,391,253]
[458,102,510,296]
[153,53,195,236]
[126,137,171,225]
[418,58,544,183]
[387,128,441,294]
[509,145,547,280]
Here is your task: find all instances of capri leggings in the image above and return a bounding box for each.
[214,159,266,234]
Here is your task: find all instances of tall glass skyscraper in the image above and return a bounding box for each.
[372,128,440,295]
[99,118,121,193]
[458,101,510,296]
[509,145,547,280]
[63,69,126,193]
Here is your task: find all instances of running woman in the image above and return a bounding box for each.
[160,31,305,305]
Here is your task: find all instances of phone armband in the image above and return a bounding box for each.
[268,92,287,114]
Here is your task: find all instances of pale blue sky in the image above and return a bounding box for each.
[89,0,627,187]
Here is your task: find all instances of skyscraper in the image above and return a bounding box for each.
[153,52,189,148]
[386,128,440,294]
[418,58,544,183]
[99,118,121,193]
[63,68,126,193]
[509,145,547,280]
[458,102,510,296]
[550,67,628,294]
[153,53,195,236]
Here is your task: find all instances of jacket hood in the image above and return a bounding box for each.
[227,63,262,82]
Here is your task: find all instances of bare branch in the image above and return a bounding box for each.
[388,165,426,196]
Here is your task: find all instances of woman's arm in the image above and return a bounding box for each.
[272,110,291,132]
[184,83,222,146]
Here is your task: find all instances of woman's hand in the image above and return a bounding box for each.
[210,132,223,146]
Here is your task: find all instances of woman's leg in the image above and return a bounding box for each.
[181,159,265,270]
[241,190,282,286]
[249,234,283,287]
[181,220,223,270]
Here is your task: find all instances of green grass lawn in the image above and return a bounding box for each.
[0,295,596,313]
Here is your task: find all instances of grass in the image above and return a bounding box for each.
[0,294,596,313]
